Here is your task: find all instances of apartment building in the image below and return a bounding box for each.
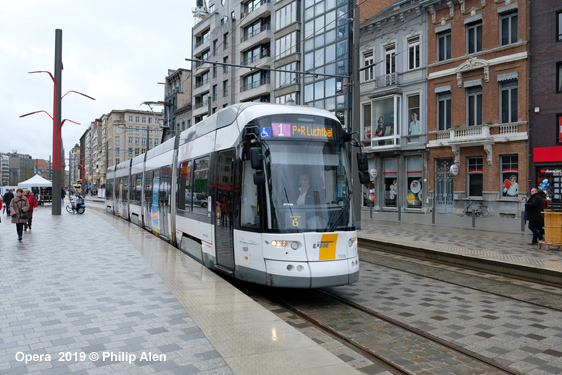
[163,68,192,141]
[359,0,429,211]
[190,0,355,127]
[422,0,528,217]
[98,109,163,186]
[529,1,562,209]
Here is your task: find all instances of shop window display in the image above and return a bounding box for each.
[383,158,397,207]
[406,156,422,208]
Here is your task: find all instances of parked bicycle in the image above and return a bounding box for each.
[460,198,489,218]
[66,196,86,214]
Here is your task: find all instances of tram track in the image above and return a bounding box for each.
[234,280,524,375]
[358,247,562,314]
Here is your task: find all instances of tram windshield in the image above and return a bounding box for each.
[265,141,353,232]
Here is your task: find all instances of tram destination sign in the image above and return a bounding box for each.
[260,122,334,139]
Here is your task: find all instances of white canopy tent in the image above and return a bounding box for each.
[18,174,52,188]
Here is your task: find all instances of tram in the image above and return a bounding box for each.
[105,103,369,288]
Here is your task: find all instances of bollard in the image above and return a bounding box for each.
[398,205,401,221]
[472,210,476,228]
[521,211,525,232]
[370,204,373,219]
[432,198,435,225]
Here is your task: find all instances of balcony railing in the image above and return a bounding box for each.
[194,101,209,109]
[376,73,397,87]
[243,50,270,65]
[241,23,271,42]
[241,77,270,92]
[195,78,210,88]
[435,124,491,141]
[243,0,270,16]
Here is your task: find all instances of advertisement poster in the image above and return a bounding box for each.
[151,178,159,231]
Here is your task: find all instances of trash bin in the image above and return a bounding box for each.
[540,210,562,251]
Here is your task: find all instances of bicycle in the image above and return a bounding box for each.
[460,198,489,218]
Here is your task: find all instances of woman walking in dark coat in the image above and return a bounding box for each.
[10,188,30,241]
[525,188,545,245]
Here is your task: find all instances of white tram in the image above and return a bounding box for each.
[106,103,369,288]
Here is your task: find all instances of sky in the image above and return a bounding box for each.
[0,0,195,162]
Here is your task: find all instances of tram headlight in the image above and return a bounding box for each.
[348,237,357,247]
[270,240,300,250]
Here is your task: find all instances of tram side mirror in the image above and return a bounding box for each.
[253,170,266,185]
[358,171,370,185]
[357,152,368,172]
[250,147,264,170]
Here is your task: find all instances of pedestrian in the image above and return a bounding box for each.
[61,185,66,206]
[23,189,38,230]
[3,189,14,216]
[9,188,30,241]
[525,187,545,245]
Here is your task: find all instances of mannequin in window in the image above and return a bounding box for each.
[375,115,385,145]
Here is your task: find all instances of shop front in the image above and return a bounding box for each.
[363,152,427,212]
[533,146,562,210]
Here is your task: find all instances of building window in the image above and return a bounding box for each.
[135,116,140,123]
[275,32,298,59]
[500,81,518,123]
[501,155,519,198]
[135,149,140,156]
[385,44,396,75]
[213,39,218,53]
[383,158,398,208]
[115,136,120,145]
[212,84,217,100]
[558,62,562,93]
[135,137,139,145]
[142,138,146,146]
[362,102,371,141]
[149,139,153,146]
[467,157,483,197]
[223,33,229,49]
[154,139,158,146]
[408,36,420,70]
[148,118,152,124]
[363,52,373,81]
[142,117,146,123]
[372,95,400,147]
[276,1,297,31]
[467,21,483,54]
[406,156,423,208]
[275,62,299,89]
[135,127,140,134]
[116,127,121,134]
[500,11,518,46]
[437,92,451,130]
[128,116,133,122]
[128,137,133,145]
[437,31,451,61]
[408,95,421,143]
[223,80,229,96]
[558,11,562,41]
[467,86,483,126]
[223,57,228,73]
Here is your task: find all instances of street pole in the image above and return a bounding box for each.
[352,0,361,230]
[52,29,62,215]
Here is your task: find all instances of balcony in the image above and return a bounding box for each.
[428,122,528,165]
[243,49,270,65]
[375,73,397,87]
[241,77,270,92]
[240,0,272,27]
[241,23,271,43]
[240,78,271,102]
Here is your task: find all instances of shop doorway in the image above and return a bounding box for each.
[435,158,454,213]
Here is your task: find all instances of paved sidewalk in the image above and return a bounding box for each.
[0,206,359,375]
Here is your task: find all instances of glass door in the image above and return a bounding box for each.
[435,158,454,213]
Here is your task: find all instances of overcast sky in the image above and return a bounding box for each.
[0,0,195,162]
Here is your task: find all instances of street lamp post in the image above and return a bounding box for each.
[24,30,95,215]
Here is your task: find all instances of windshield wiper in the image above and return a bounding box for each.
[327,209,344,233]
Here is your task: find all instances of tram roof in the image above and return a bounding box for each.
[179,103,339,145]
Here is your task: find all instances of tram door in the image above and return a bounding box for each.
[215,149,235,270]
[143,171,152,228]
[435,158,454,213]
[159,166,172,240]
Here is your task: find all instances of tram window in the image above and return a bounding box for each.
[131,173,142,205]
[193,157,210,215]
[177,160,193,214]
[105,182,113,199]
[121,177,128,202]
[241,160,260,228]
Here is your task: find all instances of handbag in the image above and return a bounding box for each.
[19,211,29,220]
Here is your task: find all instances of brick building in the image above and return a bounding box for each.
[422,0,528,217]
[529,1,562,209]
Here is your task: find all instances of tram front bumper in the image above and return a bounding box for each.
[263,257,359,288]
